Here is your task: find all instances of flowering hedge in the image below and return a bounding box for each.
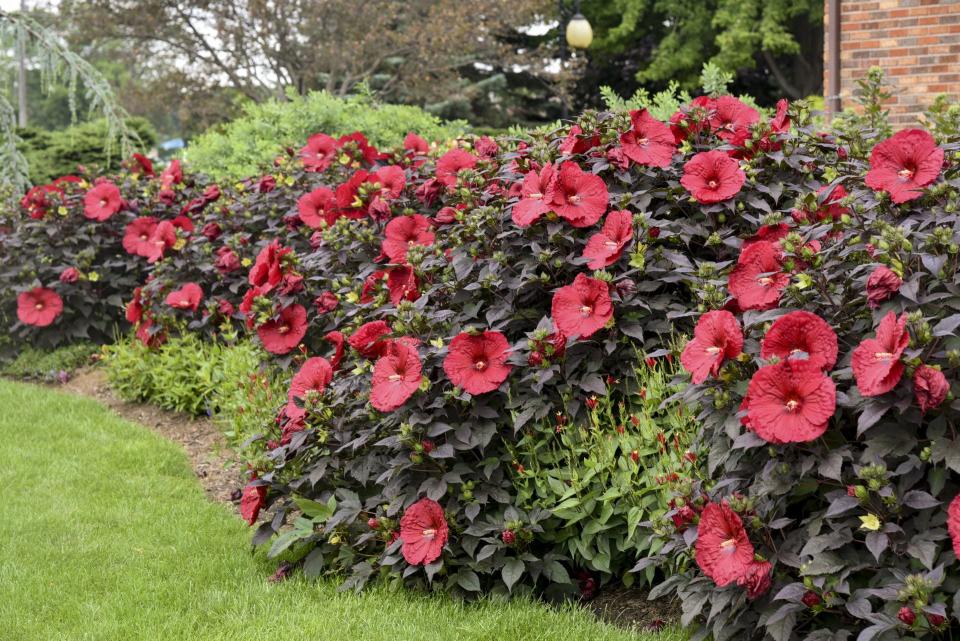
[6,91,960,639]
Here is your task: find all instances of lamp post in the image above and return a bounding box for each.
[557,0,592,119]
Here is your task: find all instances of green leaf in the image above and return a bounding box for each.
[268,530,303,559]
[456,569,481,592]
[303,548,325,578]
[501,558,524,592]
[293,496,337,522]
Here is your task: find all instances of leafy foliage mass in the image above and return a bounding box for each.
[8,78,960,640]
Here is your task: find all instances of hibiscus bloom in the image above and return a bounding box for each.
[315,291,339,314]
[914,364,949,414]
[745,360,836,443]
[370,339,423,412]
[512,164,558,227]
[131,153,154,176]
[709,96,760,146]
[681,151,746,204]
[297,187,338,229]
[349,320,393,359]
[443,331,513,395]
[669,95,715,143]
[126,288,143,324]
[365,165,407,219]
[123,217,159,256]
[249,240,291,293]
[381,215,435,264]
[435,148,478,188]
[728,241,789,311]
[852,312,910,397]
[17,287,63,327]
[680,310,743,384]
[386,265,420,305]
[866,265,902,309]
[59,267,80,284]
[619,109,676,168]
[286,357,333,419]
[399,498,449,566]
[737,561,773,600]
[528,330,567,366]
[742,223,789,253]
[336,131,380,166]
[761,311,838,371]
[324,331,345,370]
[83,181,122,221]
[160,159,183,187]
[695,501,755,586]
[551,273,614,338]
[550,161,608,227]
[165,282,203,312]
[865,128,944,204]
[214,246,241,274]
[258,304,308,355]
[240,483,267,526]
[21,184,61,219]
[404,132,429,166]
[301,133,337,172]
[145,220,176,264]
[947,495,960,558]
[582,210,634,269]
[559,124,601,155]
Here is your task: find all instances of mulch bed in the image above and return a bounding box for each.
[44,366,680,630]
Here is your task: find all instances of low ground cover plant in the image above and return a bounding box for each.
[7,70,960,639]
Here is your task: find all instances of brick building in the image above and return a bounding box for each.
[824,0,960,126]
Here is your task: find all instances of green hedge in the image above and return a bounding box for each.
[185,89,467,180]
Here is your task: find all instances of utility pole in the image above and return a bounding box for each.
[17,0,28,128]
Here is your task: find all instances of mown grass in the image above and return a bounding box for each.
[0,379,684,641]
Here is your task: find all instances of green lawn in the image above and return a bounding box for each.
[0,379,683,641]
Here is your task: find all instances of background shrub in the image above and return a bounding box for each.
[185,88,467,180]
[0,342,96,381]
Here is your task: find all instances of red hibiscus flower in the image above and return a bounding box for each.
[761,311,838,371]
[286,356,333,419]
[399,498,449,566]
[582,210,634,269]
[17,287,63,327]
[865,128,944,204]
[324,331,345,370]
[404,132,429,166]
[619,109,676,168]
[160,159,183,187]
[914,364,949,414]
[852,311,910,396]
[386,265,420,305]
[145,220,176,264]
[443,331,513,395]
[528,330,566,366]
[315,291,339,314]
[349,320,393,359]
[435,148,478,188]
[681,151,745,204]
[21,184,61,219]
[370,339,423,412]
[559,124,601,155]
[336,131,380,166]
[123,217,159,257]
[165,282,203,312]
[551,273,614,339]
[512,164,558,227]
[83,181,122,221]
[742,223,789,253]
[737,561,773,600]
[59,267,80,284]
[695,501,755,586]
[131,153,154,177]
[126,288,143,324]
[866,265,902,309]
[240,483,267,525]
[257,304,308,355]
[792,184,849,223]
[381,215,435,264]
[947,495,960,558]
[249,240,291,293]
[680,310,743,384]
[297,187,338,229]
[301,133,337,172]
[669,95,715,143]
[709,96,759,146]
[551,161,608,228]
[215,246,241,274]
[745,360,836,443]
[728,241,789,311]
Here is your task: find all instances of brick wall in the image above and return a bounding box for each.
[824,0,960,127]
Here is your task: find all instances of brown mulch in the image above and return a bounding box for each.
[57,367,243,505]
[587,585,682,632]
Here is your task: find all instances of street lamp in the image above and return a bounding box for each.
[557,0,592,119]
